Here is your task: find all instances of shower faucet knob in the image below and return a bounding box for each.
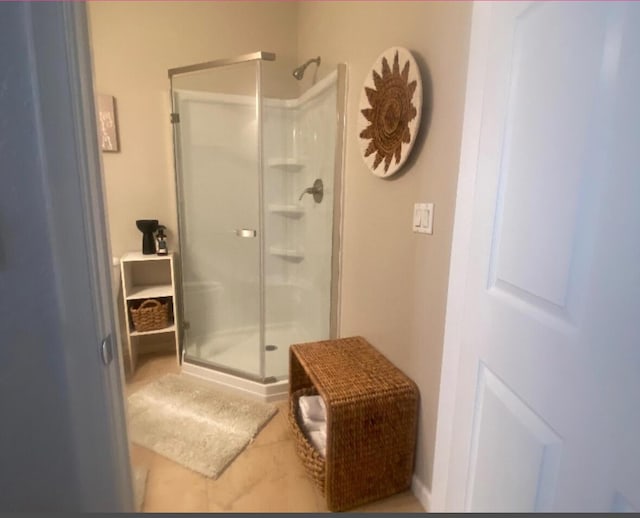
[298,178,324,203]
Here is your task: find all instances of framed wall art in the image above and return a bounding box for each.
[97,93,120,152]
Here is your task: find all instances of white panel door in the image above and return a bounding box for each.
[444,2,640,512]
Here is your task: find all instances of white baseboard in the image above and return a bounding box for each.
[411,474,431,512]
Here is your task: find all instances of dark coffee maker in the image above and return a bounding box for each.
[135,219,159,254]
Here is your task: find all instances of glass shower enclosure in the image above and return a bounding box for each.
[169,51,345,384]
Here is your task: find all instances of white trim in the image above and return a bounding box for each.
[175,88,256,107]
[174,69,338,110]
[411,474,432,512]
[295,69,338,107]
[23,2,133,510]
[431,2,492,513]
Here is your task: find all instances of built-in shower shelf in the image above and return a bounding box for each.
[266,280,312,290]
[267,158,304,171]
[269,246,304,261]
[268,204,305,217]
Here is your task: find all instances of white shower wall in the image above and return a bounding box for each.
[294,74,337,340]
[263,72,338,369]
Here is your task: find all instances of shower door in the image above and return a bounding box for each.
[171,57,266,380]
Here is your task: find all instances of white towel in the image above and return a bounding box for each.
[307,429,327,457]
[298,395,328,457]
[299,395,327,423]
[301,416,326,432]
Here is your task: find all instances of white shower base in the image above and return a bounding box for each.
[181,323,307,402]
[184,322,307,381]
[181,361,288,403]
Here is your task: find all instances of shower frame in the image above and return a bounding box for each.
[168,51,347,397]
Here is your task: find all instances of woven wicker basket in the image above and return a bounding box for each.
[129,298,170,332]
[288,386,326,493]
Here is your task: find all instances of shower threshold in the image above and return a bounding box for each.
[184,354,279,384]
[181,356,288,403]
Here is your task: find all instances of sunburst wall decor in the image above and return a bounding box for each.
[358,47,422,178]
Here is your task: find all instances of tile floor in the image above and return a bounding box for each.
[125,353,426,513]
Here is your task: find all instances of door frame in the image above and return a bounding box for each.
[431,2,492,512]
[27,2,133,510]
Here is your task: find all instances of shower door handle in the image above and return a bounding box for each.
[235,229,257,238]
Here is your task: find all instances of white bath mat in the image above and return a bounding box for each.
[127,374,277,479]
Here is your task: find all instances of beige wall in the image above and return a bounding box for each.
[88,1,299,259]
[297,1,472,492]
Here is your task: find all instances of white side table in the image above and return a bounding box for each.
[120,251,180,373]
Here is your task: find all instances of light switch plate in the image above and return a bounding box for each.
[423,202,434,234]
[413,203,426,232]
[413,202,434,234]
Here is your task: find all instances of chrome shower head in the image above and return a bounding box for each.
[293,56,321,80]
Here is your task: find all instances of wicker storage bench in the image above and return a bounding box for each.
[288,336,419,511]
